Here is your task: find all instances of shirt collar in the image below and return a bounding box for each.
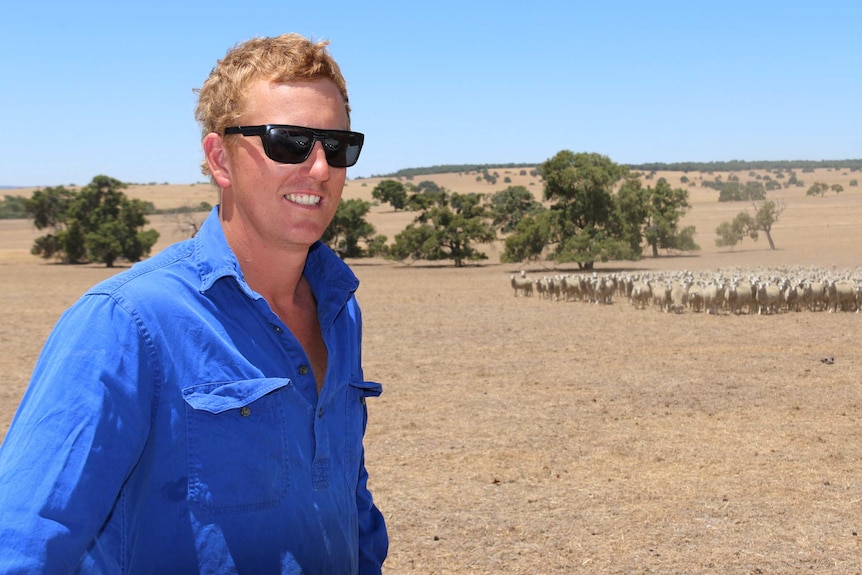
[194,206,360,307]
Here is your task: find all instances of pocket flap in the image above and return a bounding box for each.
[349,380,383,398]
[182,378,292,414]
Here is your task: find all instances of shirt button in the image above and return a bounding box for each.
[272,325,283,334]
[299,365,309,375]
[318,407,324,418]
[240,407,251,417]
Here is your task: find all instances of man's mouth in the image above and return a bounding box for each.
[284,193,321,206]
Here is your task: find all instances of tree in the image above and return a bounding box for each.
[642,178,699,256]
[371,179,408,211]
[25,175,159,266]
[24,185,76,230]
[321,198,387,258]
[715,200,785,250]
[806,182,829,197]
[536,151,641,269]
[500,209,554,264]
[613,177,650,256]
[0,195,30,219]
[488,185,542,233]
[388,188,496,267]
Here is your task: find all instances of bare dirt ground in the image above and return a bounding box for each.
[2,168,861,573]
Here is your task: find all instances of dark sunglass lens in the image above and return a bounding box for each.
[321,137,350,167]
[262,126,362,167]
[329,134,363,167]
[267,128,313,164]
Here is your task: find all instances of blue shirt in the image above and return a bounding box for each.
[0,207,388,574]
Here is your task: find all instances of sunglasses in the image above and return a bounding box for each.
[223,124,364,168]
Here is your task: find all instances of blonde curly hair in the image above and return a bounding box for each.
[195,33,351,178]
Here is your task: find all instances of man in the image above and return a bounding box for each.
[0,34,388,574]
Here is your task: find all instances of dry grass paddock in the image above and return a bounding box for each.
[2,167,861,573]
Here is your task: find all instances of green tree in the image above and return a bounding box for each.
[24,185,76,230]
[25,175,159,266]
[536,151,640,269]
[613,177,650,256]
[370,179,408,211]
[488,185,542,233]
[500,209,554,264]
[715,200,785,250]
[321,198,387,258]
[0,195,29,219]
[389,189,496,267]
[806,182,829,197]
[643,178,698,256]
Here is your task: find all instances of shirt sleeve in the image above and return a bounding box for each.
[0,292,155,572]
[356,450,389,575]
[350,298,388,574]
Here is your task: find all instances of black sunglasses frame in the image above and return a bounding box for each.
[223,124,364,168]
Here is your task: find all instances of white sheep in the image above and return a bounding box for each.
[825,280,857,312]
[668,281,690,314]
[629,281,652,310]
[755,281,781,315]
[510,273,534,297]
[702,281,726,315]
[727,279,754,315]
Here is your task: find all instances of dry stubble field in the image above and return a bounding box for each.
[1,168,861,574]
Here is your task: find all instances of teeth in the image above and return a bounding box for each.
[285,194,321,206]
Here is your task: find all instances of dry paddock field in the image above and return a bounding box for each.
[2,167,862,574]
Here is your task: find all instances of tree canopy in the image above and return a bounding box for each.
[321,198,387,259]
[500,151,699,269]
[388,187,497,267]
[25,175,159,266]
[715,200,785,250]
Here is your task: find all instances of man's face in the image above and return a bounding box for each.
[216,78,350,255]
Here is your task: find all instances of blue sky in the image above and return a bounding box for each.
[2,1,860,187]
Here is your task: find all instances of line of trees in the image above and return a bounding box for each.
[361,151,699,268]
[25,149,837,268]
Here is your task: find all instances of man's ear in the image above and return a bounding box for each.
[203,133,231,188]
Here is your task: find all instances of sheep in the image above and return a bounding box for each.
[755,281,781,315]
[727,279,754,315]
[804,279,827,311]
[668,281,690,314]
[509,265,862,319]
[592,275,613,305]
[702,281,726,315]
[535,277,550,299]
[652,282,672,312]
[548,276,564,301]
[629,281,652,310]
[687,282,704,313]
[510,273,534,297]
[825,280,857,312]
[560,275,582,302]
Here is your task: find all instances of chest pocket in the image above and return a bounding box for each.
[182,378,292,513]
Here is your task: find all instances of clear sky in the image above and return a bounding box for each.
[2,0,860,187]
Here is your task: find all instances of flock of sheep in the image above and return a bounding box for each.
[509,266,862,315]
